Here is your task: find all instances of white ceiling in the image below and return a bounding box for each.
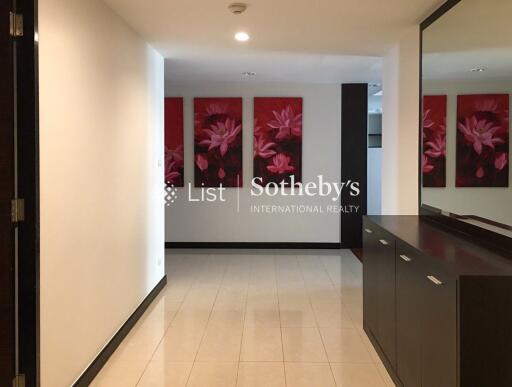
[423,0,512,81]
[104,0,443,83]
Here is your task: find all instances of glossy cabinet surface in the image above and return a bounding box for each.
[363,216,512,387]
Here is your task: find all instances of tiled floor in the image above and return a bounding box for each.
[91,250,395,387]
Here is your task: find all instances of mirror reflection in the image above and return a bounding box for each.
[421,0,512,236]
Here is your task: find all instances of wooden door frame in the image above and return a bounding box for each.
[0,0,16,384]
[13,0,39,385]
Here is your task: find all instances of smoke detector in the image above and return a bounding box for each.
[228,3,248,15]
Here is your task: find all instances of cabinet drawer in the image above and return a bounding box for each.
[421,263,457,387]
[362,221,397,368]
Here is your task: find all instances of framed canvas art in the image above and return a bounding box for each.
[422,95,447,187]
[194,98,243,187]
[253,97,303,186]
[456,94,509,187]
[165,97,184,187]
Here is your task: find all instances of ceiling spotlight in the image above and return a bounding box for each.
[235,31,250,42]
[470,68,486,72]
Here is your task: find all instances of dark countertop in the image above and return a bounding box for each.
[365,215,512,277]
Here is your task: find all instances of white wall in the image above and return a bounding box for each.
[422,80,512,226]
[381,26,420,215]
[165,82,341,243]
[39,0,165,385]
[368,148,382,215]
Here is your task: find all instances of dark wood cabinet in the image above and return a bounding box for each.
[420,265,457,387]
[376,231,396,368]
[363,216,512,387]
[363,227,379,336]
[396,243,423,387]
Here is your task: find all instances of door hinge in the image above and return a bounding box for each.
[12,374,25,387]
[9,12,24,37]
[11,198,25,223]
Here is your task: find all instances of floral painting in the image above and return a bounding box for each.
[456,94,509,187]
[254,97,303,186]
[165,97,184,187]
[422,95,447,187]
[194,98,243,187]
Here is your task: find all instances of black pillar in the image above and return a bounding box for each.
[341,84,368,248]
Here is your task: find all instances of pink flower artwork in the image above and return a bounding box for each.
[456,94,509,187]
[254,97,302,186]
[422,96,447,187]
[194,98,243,187]
[165,98,184,187]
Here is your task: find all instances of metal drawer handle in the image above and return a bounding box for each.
[364,228,373,234]
[379,239,389,246]
[400,254,412,262]
[427,275,443,286]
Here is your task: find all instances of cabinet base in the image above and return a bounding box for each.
[363,324,403,387]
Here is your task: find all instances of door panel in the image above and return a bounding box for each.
[396,243,423,387]
[363,224,379,336]
[421,265,457,387]
[0,0,16,385]
[376,230,396,368]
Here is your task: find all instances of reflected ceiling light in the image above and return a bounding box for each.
[470,68,486,72]
[235,31,250,42]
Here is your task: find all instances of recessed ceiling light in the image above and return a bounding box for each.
[470,68,486,72]
[235,31,250,42]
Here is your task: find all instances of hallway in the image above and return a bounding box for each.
[91,251,394,387]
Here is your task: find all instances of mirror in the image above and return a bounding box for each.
[421,0,512,238]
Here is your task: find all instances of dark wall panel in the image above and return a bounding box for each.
[341,84,368,248]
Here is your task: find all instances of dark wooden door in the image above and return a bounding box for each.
[396,243,423,387]
[421,266,457,387]
[0,0,16,385]
[363,224,379,336]
[376,232,396,368]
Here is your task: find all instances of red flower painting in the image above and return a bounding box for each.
[456,94,509,187]
[165,97,184,187]
[254,98,302,185]
[194,98,243,187]
[422,95,447,187]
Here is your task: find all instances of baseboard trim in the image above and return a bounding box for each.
[165,242,342,249]
[73,275,167,387]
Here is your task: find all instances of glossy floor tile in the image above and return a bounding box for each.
[91,250,395,386]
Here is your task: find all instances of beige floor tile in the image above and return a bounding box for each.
[312,302,354,328]
[279,303,317,327]
[186,362,238,387]
[93,252,372,386]
[319,327,372,363]
[331,363,388,387]
[237,362,286,387]
[240,326,283,361]
[244,305,280,328]
[284,363,336,387]
[152,327,205,362]
[282,327,328,362]
[90,360,146,387]
[137,361,193,387]
[196,324,243,362]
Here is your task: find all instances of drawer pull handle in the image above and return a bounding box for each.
[427,275,443,286]
[379,239,389,246]
[364,228,373,234]
[400,254,412,262]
